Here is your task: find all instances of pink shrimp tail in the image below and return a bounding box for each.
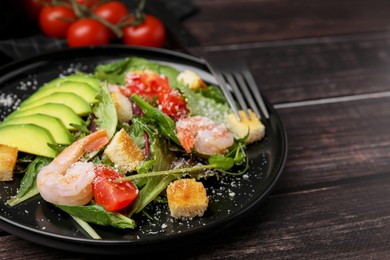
[84,129,110,152]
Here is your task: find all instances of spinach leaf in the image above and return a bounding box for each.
[57,203,136,229]
[7,157,51,206]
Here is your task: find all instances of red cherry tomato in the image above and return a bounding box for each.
[93,1,129,39]
[158,87,189,120]
[93,1,129,25]
[75,0,99,8]
[122,15,166,48]
[39,5,76,38]
[125,70,189,120]
[125,70,170,99]
[92,165,138,212]
[67,18,110,47]
[20,0,51,21]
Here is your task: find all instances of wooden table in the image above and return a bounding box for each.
[2,0,390,258]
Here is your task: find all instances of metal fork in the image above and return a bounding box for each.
[203,58,270,121]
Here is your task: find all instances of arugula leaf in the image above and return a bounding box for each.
[94,57,179,88]
[131,94,181,146]
[7,157,51,206]
[57,203,136,229]
[128,136,177,217]
[92,81,117,139]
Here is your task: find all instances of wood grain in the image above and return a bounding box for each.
[197,32,390,104]
[185,0,390,46]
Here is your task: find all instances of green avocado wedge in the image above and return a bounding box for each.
[5,103,85,131]
[22,81,99,106]
[0,114,74,145]
[0,124,58,158]
[40,74,101,91]
[19,92,91,116]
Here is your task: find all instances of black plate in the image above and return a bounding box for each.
[0,46,287,255]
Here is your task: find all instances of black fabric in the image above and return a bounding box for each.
[0,0,198,65]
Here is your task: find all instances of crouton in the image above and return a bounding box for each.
[103,128,144,173]
[225,109,265,144]
[0,144,18,181]
[167,178,209,219]
[110,91,133,123]
[177,70,207,91]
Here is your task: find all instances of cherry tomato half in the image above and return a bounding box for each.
[122,15,166,48]
[125,70,189,120]
[158,87,189,121]
[67,18,110,47]
[39,5,76,38]
[92,165,138,212]
[125,70,170,99]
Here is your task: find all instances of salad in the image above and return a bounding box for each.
[0,57,265,239]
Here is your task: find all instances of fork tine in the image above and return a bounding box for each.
[204,61,242,120]
[241,69,270,119]
[233,72,262,119]
[224,73,251,119]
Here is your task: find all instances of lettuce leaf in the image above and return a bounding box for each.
[179,83,232,124]
[92,82,117,139]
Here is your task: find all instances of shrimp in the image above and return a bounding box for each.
[37,129,109,206]
[176,116,234,155]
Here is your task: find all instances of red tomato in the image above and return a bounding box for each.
[75,0,99,8]
[21,0,51,21]
[39,5,76,38]
[122,15,166,48]
[93,1,129,25]
[93,165,138,212]
[125,70,189,120]
[67,18,110,47]
[125,70,170,99]
[158,87,189,120]
[93,1,129,39]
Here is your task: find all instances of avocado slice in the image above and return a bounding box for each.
[19,92,91,116]
[0,114,74,144]
[41,74,101,91]
[6,103,85,131]
[23,81,99,106]
[0,124,58,158]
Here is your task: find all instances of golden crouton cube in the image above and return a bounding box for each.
[225,109,265,144]
[104,128,144,173]
[167,178,209,219]
[0,144,18,181]
[177,70,207,91]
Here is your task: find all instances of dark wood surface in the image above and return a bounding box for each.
[2,0,390,259]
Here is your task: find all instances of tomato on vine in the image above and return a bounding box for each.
[93,1,129,39]
[67,18,110,47]
[20,0,52,21]
[93,1,129,25]
[75,0,99,8]
[121,14,166,48]
[39,5,76,38]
